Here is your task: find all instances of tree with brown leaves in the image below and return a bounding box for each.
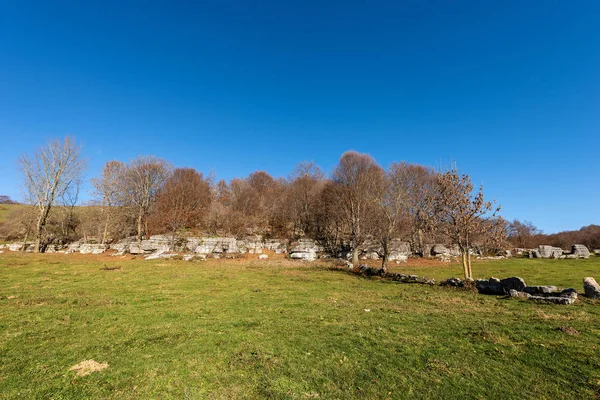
[424,169,503,280]
[148,168,211,237]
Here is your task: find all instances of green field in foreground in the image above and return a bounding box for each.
[1,253,599,399]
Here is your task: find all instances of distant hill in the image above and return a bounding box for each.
[541,225,600,251]
[0,204,19,224]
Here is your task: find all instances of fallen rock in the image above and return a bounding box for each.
[258,254,269,260]
[583,277,600,299]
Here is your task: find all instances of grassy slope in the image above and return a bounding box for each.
[0,254,599,399]
[0,204,19,224]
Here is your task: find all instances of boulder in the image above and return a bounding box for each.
[431,244,449,256]
[476,277,526,295]
[289,239,321,261]
[362,252,379,260]
[571,244,590,259]
[529,249,540,258]
[8,243,23,252]
[538,245,563,259]
[289,250,317,261]
[583,277,600,299]
[476,278,504,295]
[500,277,527,292]
[258,254,269,260]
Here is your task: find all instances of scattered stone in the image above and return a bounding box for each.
[183,254,194,261]
[508,289,529,298]
[571,244,590,259]
[583,277,600,299]
[69,359,108,377]
[431,244,449,256]
[258,254,269,260]
[523,286,558,295]
[528,288,578,305]
[440,277,464,287]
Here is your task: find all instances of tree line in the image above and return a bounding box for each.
[3,136,509,278]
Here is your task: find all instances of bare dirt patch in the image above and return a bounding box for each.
[69,359,109,376]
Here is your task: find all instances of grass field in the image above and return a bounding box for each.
[1,253,599,399]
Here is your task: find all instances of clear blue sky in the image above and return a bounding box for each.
[1,1,599,233]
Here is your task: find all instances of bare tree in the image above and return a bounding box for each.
[389,163,437,255]
[119,156,171,242]
[373,167,411,272]
[91,161,125,244]
[424,168,502,280]
[332,151,384,265]
[506,219,541,248]
[286,162,326,237]
[19,136,86,252]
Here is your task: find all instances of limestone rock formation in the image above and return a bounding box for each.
[537,245,563,259]
[571,244,590,259]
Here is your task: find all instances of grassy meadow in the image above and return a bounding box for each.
[1,252,599,399]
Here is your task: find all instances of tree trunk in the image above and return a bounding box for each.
[467,252,473,280]
[22,230,29,253]
[137,213,143,242]
[461,251,468,280]
[352,247,359,266]
[101,211,110,245]
[417,228,424,256]
[34,215,44,253]
[380,239,388,273]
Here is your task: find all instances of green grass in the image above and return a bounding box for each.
[1,253,599,399]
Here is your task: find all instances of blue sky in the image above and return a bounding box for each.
[1,0,599,233]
